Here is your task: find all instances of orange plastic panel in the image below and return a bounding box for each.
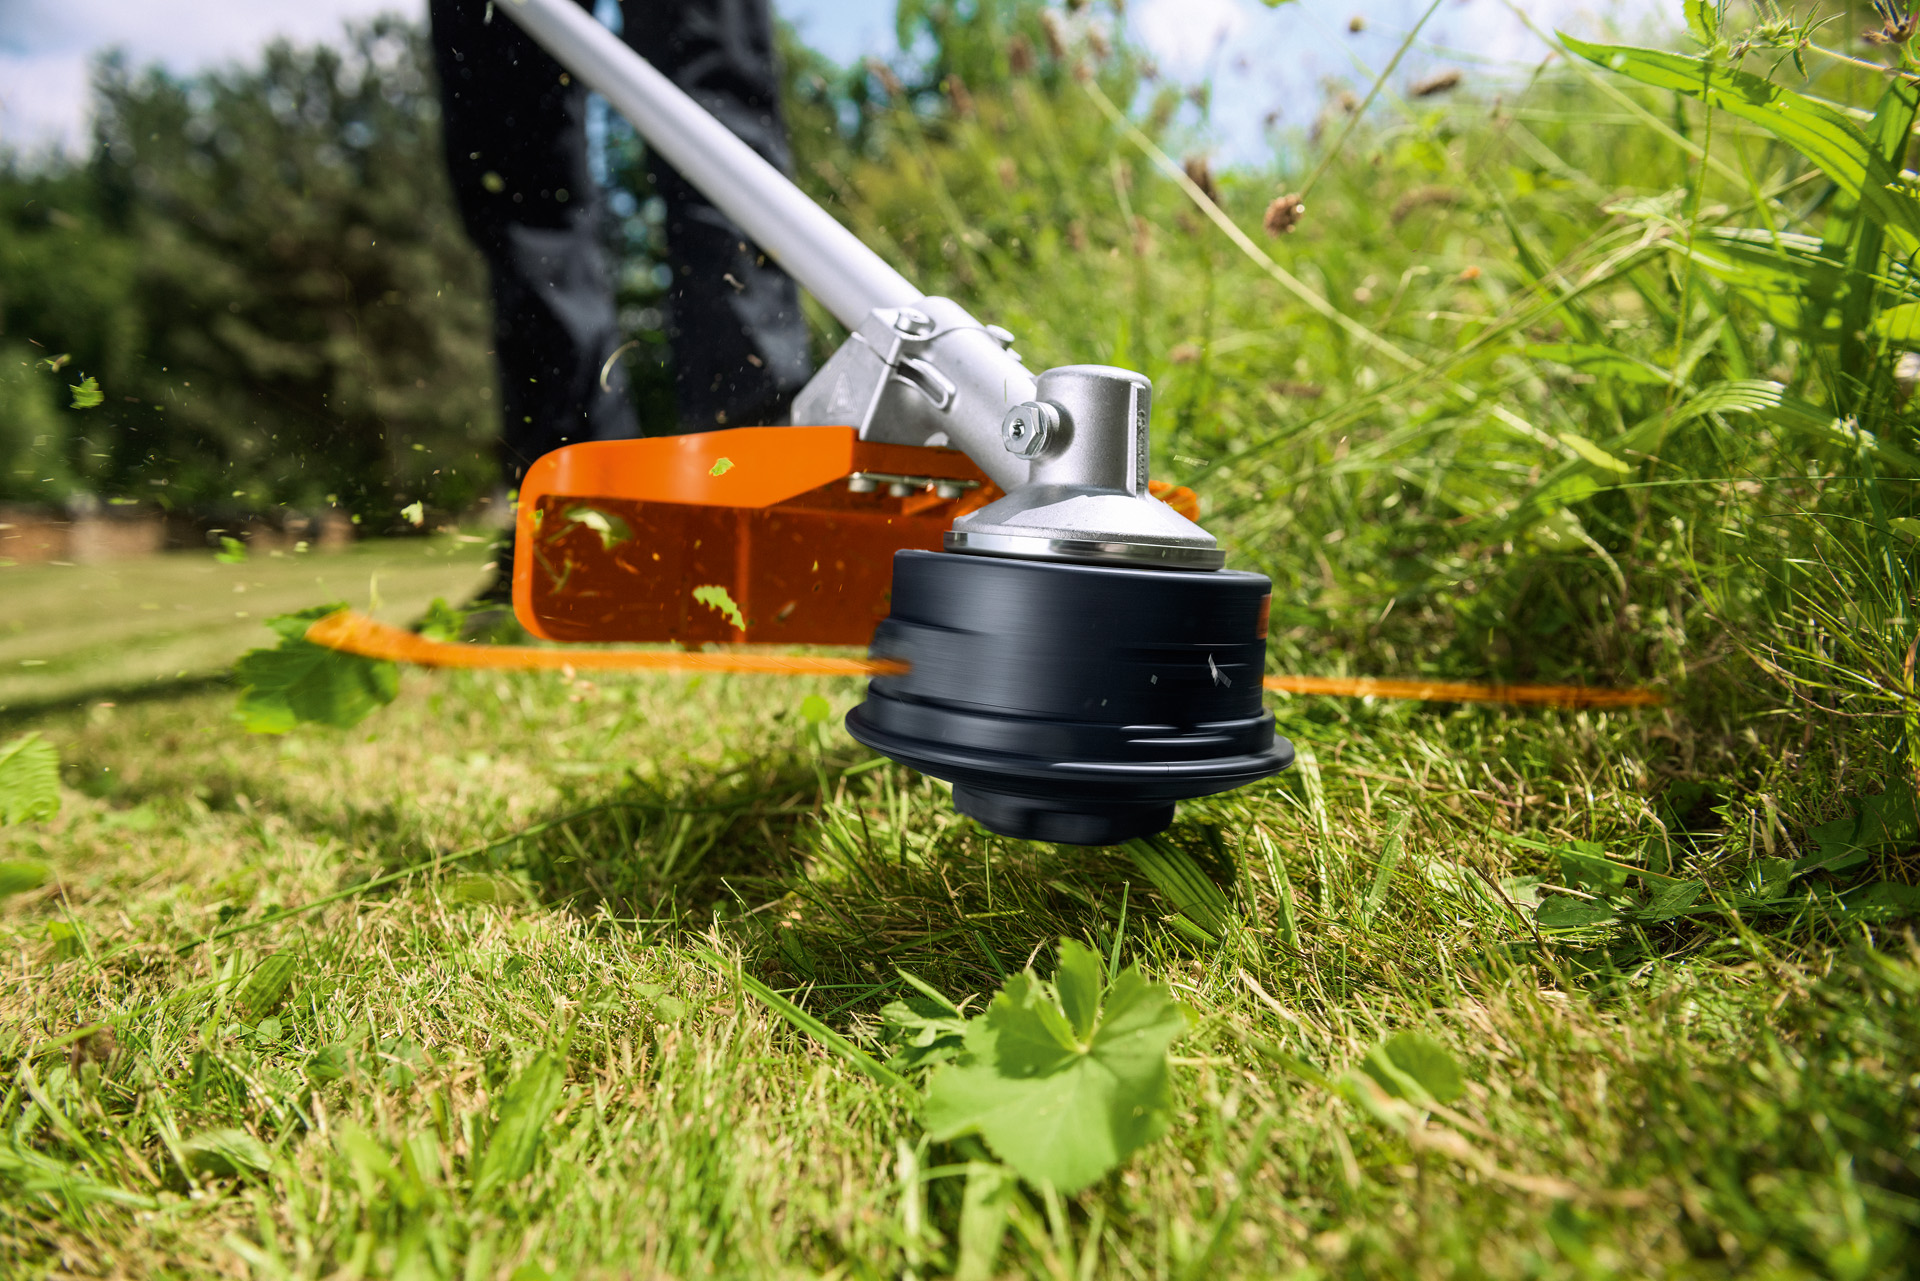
[512,427,998,645]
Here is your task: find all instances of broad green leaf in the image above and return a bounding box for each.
[1536,895,1619,929]
[799,694,831,724]
[1561,35,1920,254]
[923,953,1187,1193]
[1634,879,1705,921]
[180,1127,272,1176]
[0,733,60,825]
[1873,302,1920,343]
[1800,782,1919,875]
[0,860,50,898]
[708,456,734,476]
[239,953,298,1019]
[415,597,469,643]
[563,505,630,550]
[214,535,248,565]
[879,994,969,1073]
[1359,1031,1465,1106]
[472,1051,566,1196]
[1054,938,1102,1039]
[68,375,102,408]
[234,605,399,733]
[1557,841,1627,895]
[399,500,424,527]
[1682,0,1719,45]
[1839,881,1920,921]
[692,584,746,631]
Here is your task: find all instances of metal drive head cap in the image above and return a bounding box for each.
[1000,401,1058,458]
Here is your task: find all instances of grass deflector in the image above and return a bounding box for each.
[494,0,1290,842]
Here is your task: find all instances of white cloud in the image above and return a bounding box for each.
[1131,0,1253,78]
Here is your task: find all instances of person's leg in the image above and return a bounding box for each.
[622,0,813,431]
[430,0,637,490]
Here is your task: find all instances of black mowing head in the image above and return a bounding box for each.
[846,550,1294,846]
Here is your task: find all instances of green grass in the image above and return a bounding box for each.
[6,2,1920,1276]
[2,592,1917,1275]
[0,536,493,716]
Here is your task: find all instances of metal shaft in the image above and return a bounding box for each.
[498,0,920,330]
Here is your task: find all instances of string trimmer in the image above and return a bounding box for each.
[322,0,1653,845]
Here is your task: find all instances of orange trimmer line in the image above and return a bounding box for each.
[304,610,907,678]
[305,612,1663,708]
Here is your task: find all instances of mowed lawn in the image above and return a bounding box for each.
[0,536,494,714]
[0,546,1916,1276]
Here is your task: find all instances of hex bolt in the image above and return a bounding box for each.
[934,481,963,499]
[985,324,1016,347]
[894,308,935,337]
[888,481,913,497]
[848,473,879,493]
[1000,401,1058,458]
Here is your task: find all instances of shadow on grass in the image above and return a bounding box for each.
[0,671,234,731]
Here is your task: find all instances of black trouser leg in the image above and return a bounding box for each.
[430,0,637,487]
[622,0,813,430]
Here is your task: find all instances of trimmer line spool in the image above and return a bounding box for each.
[846,551,1294,845]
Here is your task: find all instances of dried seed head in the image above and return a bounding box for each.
[866,58,903,99]
[1348,15,1366,33]
[1008,34,1036,75]
[1410,69,1463,97]
[1264,193,1306,236]
[1867,0,1918,44]
[1182,156,1219,202]
[945,73,974,118]
[1390,186,1459,223]
[1170,343,1202,364]
[1040,11,1067,60]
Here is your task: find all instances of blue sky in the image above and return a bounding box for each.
[0,0,1668,163]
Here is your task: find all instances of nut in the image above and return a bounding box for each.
[1000,401,1058,458]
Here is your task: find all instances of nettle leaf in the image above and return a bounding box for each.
[923,939,1187,1193]
[692,584,746,631]
[563,505,631,550]
[1800,782,1919,876]
[0,733,61,826]
[1632,878,1705,922]
[234,605,399,733]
